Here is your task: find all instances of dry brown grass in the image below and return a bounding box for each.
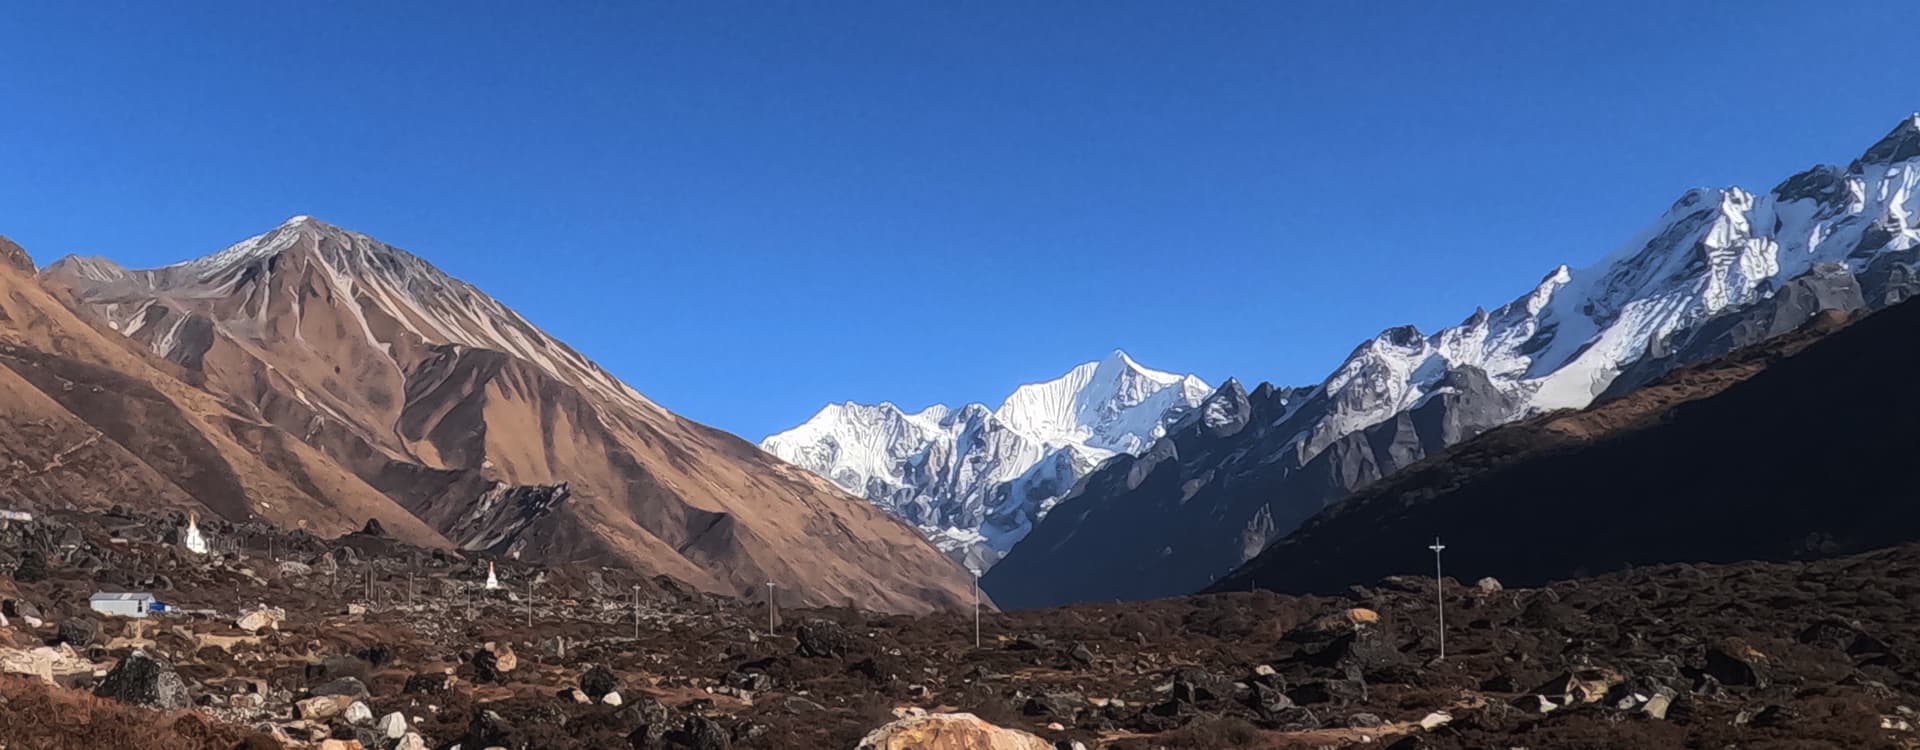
[0,675,279,749]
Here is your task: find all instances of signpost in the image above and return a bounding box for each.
[1428,537,1447,661]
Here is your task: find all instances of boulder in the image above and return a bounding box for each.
[1475,577,1503,593]
[377,711,408,739]
[237,606,285,633]
[855,712,1053,750]
[483,641,517,672]
[663,715,730,749]
[1348,712,1384,728]
[394,734,427,750]
[93,650,189,709]
[297,695,349,720]
[581,664,621,700]
[796,620,856,658]
[1704,639,1769,688]
[603,690,624,706]
[55,617,99,648]
[344,700,373,724]
[313,677,370,699]
[403,671,454,696]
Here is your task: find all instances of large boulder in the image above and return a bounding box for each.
[94,650,189,709]
[855,713,1054,750]
[0,644,94,685]
[795,620,856,658]
[55,617,99,648]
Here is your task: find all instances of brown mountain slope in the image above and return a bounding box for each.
[42,217,975,613]
[0,235,450,547]
[1209,301,1916,595]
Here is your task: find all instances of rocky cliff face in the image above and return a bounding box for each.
[41,217,975,613]
[985,115,1920,608]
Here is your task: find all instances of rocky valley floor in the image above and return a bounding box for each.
[3,509,1919,749]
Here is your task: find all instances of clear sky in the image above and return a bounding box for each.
[2,2,1915,440]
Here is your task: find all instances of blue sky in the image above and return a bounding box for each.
[2,2,1915,440]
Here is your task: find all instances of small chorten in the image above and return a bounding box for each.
[484,561,500,590]
[183,511,208,555]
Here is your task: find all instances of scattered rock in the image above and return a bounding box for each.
[1348,712,1384,728]
[1067,642,1094,665]
[93,650,189,709]
[1418,711,1451,730]
[603,690,624,706]
[344,700,373,724]
[1474,577,1503,593]
[394,733,427,750]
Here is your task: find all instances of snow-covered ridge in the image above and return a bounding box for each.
[760,350,1208,569]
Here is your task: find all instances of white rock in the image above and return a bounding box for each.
[1419,711,1452,730]
[379,711,408,738]
[344,700,373,724]
[395,735,428,750]
[602,690,623,706]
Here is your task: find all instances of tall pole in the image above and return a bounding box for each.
[972,570,981,649]
[765,582,776,633]
[527,577,534,629]
[1428,537,1447,661]
[633,584,641,640]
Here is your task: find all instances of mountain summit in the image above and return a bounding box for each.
[761,350,1208,570]
[985,113,1920,608]
[42,217,976,613]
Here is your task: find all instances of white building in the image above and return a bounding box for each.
[89,592,157,618]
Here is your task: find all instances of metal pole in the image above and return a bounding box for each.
[1429,537,1447,661]
[765,582,776,633]
[632,585,641,640]
[527,578,534,629]
[972,571,981,649]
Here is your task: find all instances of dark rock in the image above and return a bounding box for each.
[1,599,40,620]
[795,619,854,658]
[359,518,387,537]
[662,715,731,750]
[311,677,369,699]
[354,643,394,668]
[473,648,504,683]
[1007,634,1055,651]
[1479,673,1521,693]
[12,550,47,583]
[1068,642,1094,665]
[1170,668,1234,706]
[56,617,99,648]
[1022,691,1085,718]
[1703,640,1768,688]
[93,651,189,709]
[465,709,509,747]
[723,670,772,692]
[403,671,454,696]
[1750,703,1797,728]
[1348,712,1384,728]
[581,664,621,700]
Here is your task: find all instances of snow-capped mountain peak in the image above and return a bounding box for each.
[761,351,1210,569]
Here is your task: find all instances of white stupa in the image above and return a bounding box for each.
[183,512,208,555]
[484,561,500,590]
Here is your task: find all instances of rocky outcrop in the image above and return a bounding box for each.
[94,650,189,709]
